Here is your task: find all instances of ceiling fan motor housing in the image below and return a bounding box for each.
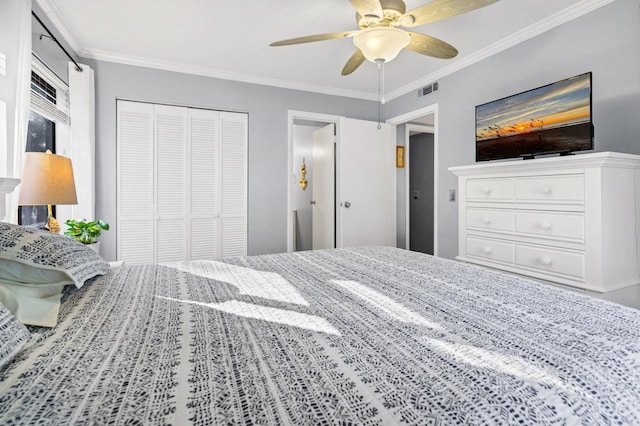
[357,0,407,28]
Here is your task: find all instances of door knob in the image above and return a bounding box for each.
[344,201,351,208]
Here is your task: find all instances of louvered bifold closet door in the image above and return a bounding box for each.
[117,101,154,263]
[220,112,248,257]
[189,108,219,260]
[118,101,247,262]
[155,105,188,262]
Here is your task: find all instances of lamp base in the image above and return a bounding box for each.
[46,215,60,233]
[45,205,60,233]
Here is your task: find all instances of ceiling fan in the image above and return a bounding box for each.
[270,0,499,75]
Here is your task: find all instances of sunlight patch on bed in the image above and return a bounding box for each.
[331,280,442,330]
[163,260,308,306]
[157,296,340,335]
[422,337,591,398]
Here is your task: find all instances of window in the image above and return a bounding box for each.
[18,111,56,227]
[18,57,69,227]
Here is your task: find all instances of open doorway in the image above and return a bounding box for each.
[288,111,341,252]
[407,123,435,255]
[291,119,335,251]
[387,104,439,256]
[288,111,397,253]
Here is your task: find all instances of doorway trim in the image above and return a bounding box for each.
[287,110,341,253]
[387,103,439,256]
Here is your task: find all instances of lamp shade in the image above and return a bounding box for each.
[18,152,78,206]
[353,27,411,63]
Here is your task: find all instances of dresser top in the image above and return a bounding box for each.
[449,151,640,176]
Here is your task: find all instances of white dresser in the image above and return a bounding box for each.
[449,152,640,298]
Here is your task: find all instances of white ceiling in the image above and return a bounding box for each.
[36,0,611,101]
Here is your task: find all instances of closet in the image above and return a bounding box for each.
[116,100,247,263]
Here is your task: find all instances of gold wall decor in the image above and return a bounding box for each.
[396,146,405,168]
[299,158,308,190]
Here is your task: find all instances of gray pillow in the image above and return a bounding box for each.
[0,222,109,327]
[0,302,31,369]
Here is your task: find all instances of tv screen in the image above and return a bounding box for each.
[475,72,593,161]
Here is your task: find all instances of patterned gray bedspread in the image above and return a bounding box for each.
[1,246,639,424]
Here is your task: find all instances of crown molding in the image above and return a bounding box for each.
[385,0,615,102]
[34,0,85,55]
[36,0,614,103]
[81,48,379,101]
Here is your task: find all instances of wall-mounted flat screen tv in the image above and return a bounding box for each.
[476,72,593,161]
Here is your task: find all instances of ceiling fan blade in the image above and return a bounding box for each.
[349,0,383,19]
[270,31,356,46]
[342,50,366,76]
[406,32,458,59]
[402,0,499,27]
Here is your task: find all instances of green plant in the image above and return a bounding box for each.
[64,219,110,244]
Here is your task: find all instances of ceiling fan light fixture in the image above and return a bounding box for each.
[353,27,410,63]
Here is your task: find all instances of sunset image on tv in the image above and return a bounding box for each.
[476,72,592,161]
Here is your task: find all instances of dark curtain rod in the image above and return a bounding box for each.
[31,11,83,72]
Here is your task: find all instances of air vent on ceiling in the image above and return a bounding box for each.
[418,81,439,98]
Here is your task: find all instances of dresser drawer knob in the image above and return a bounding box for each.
[482,186,492,195]
[482,246,492,254]
[539,221,552,230]
[482,216,492,225]
[539,256,552,266]
[541,185,552,194]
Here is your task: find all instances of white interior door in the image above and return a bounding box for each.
[312,124,335,250]
[337,118,396,248]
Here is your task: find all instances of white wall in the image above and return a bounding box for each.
[386,0,640,259]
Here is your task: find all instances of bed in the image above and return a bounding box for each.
[1,227,640,424]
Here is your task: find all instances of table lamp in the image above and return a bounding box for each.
[18,150,78,233]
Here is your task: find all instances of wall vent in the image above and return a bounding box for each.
[418,81,439,97]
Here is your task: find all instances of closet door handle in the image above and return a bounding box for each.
[344,201,351,208]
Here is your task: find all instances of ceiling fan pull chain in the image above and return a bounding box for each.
[377,61,382,129]
[381,62,386,105]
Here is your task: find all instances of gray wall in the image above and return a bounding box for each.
[31,1,79,85]
[90,60,379,260]
[12,0,640,262]
[386,0,640,260]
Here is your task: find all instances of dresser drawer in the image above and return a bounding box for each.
[467,237,514,264]
[467,178,513,202]
[467,208,514,233]
[515,244,584,280]
[515,211,584,242]
[514,175,584,203]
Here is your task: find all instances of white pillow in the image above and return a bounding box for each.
[0,222,109,327]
